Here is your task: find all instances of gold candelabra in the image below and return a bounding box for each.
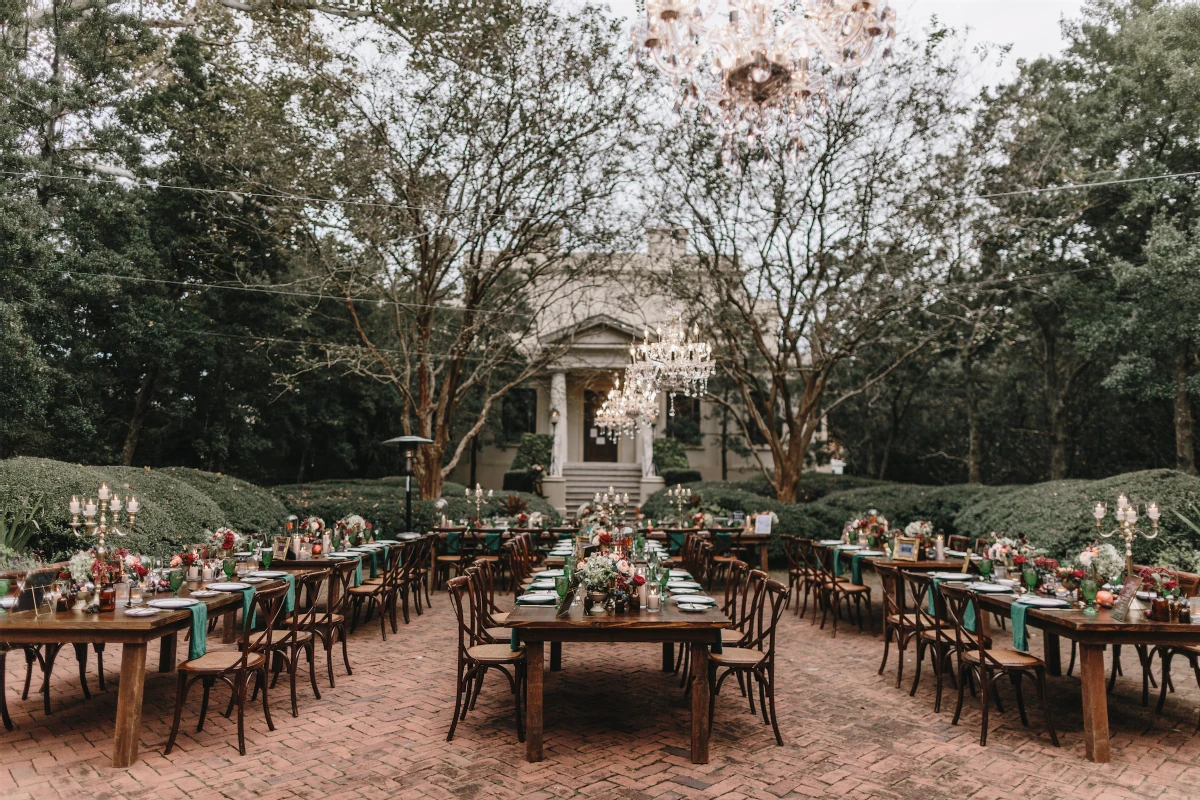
[1094,494,1159,605]
[466,483,493,523]
[593,487,629,523]
[666,484,692,525]
[69,483,139,554]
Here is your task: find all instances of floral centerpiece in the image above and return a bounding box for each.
[1139,566,1178,598]
[210,526,244,555]
[1076,543,1124,586]
[68,550,96,586]
[987,532,1034,567]
[336,514,370,546]
[578,553,617,613]
[845,511,889,546]
[1056,566,1086,592]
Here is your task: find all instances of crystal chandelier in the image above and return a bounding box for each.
[630,0,897,155]
[629,314,715,415]
[597,371,660,439]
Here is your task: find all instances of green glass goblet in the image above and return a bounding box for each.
[1080,578,1099,614]
[261,548,273,569]
[1023,567,1039,594]
[168,569,186,597]
[222,557,236,580]
[555,575,569,603]
[977,558,994,582]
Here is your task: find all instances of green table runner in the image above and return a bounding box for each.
[187,602,208,660]
[833,546,854,577]
[1010,602,1030,651]
[237,585,257,630]
[281,573,295,613]
[927,577,976,632]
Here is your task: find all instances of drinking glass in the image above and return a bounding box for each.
[1023,567,1039,593]
[222,557,236,580]
[555,575,569,603]
[261,548,273,569]
[977,558,994,582]
[169,569,185,596]
[1080,578,1099,614]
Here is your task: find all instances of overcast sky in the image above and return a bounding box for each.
[606,0,1090,85]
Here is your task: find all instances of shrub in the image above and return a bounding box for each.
[159,467,288,535]
[799,483,994,539]
[510,434,553,471]
[0,457,231,559]
[660,468,702,486]
[502,470,540,494]
[952,469,1200,565]
[726,472,885,501]
[653,437,690,472]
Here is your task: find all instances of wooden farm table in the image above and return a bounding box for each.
[272,553,371,610]
[647,528,771,571]
[0,579,284,767]
[833,548,976,572]
[506,601,728,764]
[941,583,1200,763]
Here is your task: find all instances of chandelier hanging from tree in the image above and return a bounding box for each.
[628,314,715,416]
[630,0,896,160]
[596,372,660,439]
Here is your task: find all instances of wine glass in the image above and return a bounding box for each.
[1080,578,1099,614]
[261,547,273,570]
[1023,567,1039,594]
[169,569,185,597]
[977,558,994,583]
[555,575,569,604]
[222,557,236,580]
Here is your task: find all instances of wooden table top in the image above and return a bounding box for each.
[0,579,284,643]
[941,583,1200,645]
[830,548,974,571]
[506,601,728,631]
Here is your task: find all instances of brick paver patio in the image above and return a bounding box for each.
[2,573,1199,799]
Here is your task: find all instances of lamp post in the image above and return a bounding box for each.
[383,435,433,533]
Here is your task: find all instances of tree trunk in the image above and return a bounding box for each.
[1174,351,1197,475]
[719,402,729,481]
[965,382,983,484]
[416,444,445,500]
[1049,408,1069,481]
[120,367,158,466]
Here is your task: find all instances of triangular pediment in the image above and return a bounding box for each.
[541,314,641,347]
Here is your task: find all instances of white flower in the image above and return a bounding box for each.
[617,559,632,576]
[68,550,94,585]
[904,521,932,537]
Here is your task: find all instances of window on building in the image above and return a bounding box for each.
[501,388,537,443]
[665,395,703,446]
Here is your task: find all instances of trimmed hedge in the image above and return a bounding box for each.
[652,437,690,472]
[0,457,286,559]
[502,469,540,494]
[660,468,702,486]
[510,434,552,471]
[951,469,1200,566]
[273,477,560,534]
[798,484,993,540]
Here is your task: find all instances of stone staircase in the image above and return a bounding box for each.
[563,462,643,514]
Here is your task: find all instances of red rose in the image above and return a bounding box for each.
[1165,579,1178,590]
[1072,569,1085,580]
[1014,555,1026,566]
[632,574,646,586]
[598,532,612,546]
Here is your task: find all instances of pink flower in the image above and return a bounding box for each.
[170,555,182,567]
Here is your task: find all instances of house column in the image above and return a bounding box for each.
[544,370,568,516]
[638,422,664,507]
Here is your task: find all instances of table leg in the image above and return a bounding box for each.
[525,641,544,762]
[222,608,236,644]
[1044,632,1062,677]
[662,642,674,672]
[158,633,177,673]
[689,642,710,764]
[1079,643,1110,763]
[761,543,769,572]
[113,643,147,767]
[550,641,562,672]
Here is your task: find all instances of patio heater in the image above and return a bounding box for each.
[384,435,433,533]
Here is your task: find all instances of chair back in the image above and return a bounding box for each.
[741,570,789,661]
[901,570,950,643]
[667,530,687,555]
[714,531,733,556]
[947,535,969,552]
[799,540,834,594]
[325,558,358,620]
[781,536,803,573]
[447,575,482,659]
[972,537,990,555]
[381,541,407,591]
[290,570,327,638]
[470,557,506,624]
[876,563,905,620]
[721,559,750,618]
[940,586,991,661]
[243,583,289,663]
[444,531,462,555]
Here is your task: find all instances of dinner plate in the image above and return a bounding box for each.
[189,590,220,598]
[944,549,968,557]
[818,540,843,546]
[124,607,161,616]
[855,550,887,557]
[148,598,199,609]
[517,592,558,604]
[966,582,1014,593]
[836,544,864,551]
[669,594,716,605]
[668,569,692,577]
[1137,591,1157,600]
[242,576,267,583]
[250,571,287,578]
[668,580,702,589]
[207,582,251,591]
[931,572,974,581]
[233,551,253,557]
[376,539,401,544]
[668,586,699,594]
[996,579,1019,587]
[328,552,360,559]
[534,570,563,578]
[1015,596,1071,608]
[676,603,709,613]
[528,580,557,590]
